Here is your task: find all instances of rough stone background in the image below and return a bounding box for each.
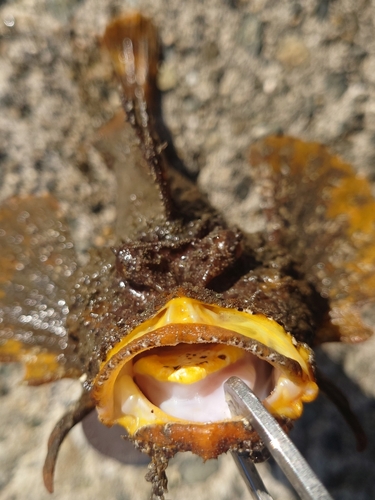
[1,0,375,499]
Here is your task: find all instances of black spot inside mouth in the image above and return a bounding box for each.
[173,365,181,370]
[218,354,226,360]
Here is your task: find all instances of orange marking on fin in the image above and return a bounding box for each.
[102,12,159,108]
[250,135,375,344]
[0,338,63,384]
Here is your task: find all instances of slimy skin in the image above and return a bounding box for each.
[0,11,373,500]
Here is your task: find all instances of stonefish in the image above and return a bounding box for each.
[0,12,374,499]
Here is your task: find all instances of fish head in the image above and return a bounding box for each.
[92,226,318,460]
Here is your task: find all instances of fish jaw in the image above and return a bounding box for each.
[93,297,318,459]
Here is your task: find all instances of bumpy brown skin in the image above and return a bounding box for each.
[0,12,373,499]
[65,204,312,496]
[67,19,326,381]
[67,215,323,385]
[56,14,329,494]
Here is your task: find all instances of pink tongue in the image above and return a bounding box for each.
[134,352,273,422]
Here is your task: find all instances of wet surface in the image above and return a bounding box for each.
[1,0,375,499]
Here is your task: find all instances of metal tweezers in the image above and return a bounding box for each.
[224,377,334,500]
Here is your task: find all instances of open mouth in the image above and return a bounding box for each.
[132,342,274,422]
[94,297,318,457]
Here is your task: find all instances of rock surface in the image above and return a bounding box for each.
[1,0,375,499]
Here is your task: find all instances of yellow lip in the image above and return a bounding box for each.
[94,297,318,438]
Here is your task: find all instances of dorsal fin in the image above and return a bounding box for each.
[250,136,375,344]
[102,12,177,221]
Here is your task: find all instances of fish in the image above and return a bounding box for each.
[0,11,374,499]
